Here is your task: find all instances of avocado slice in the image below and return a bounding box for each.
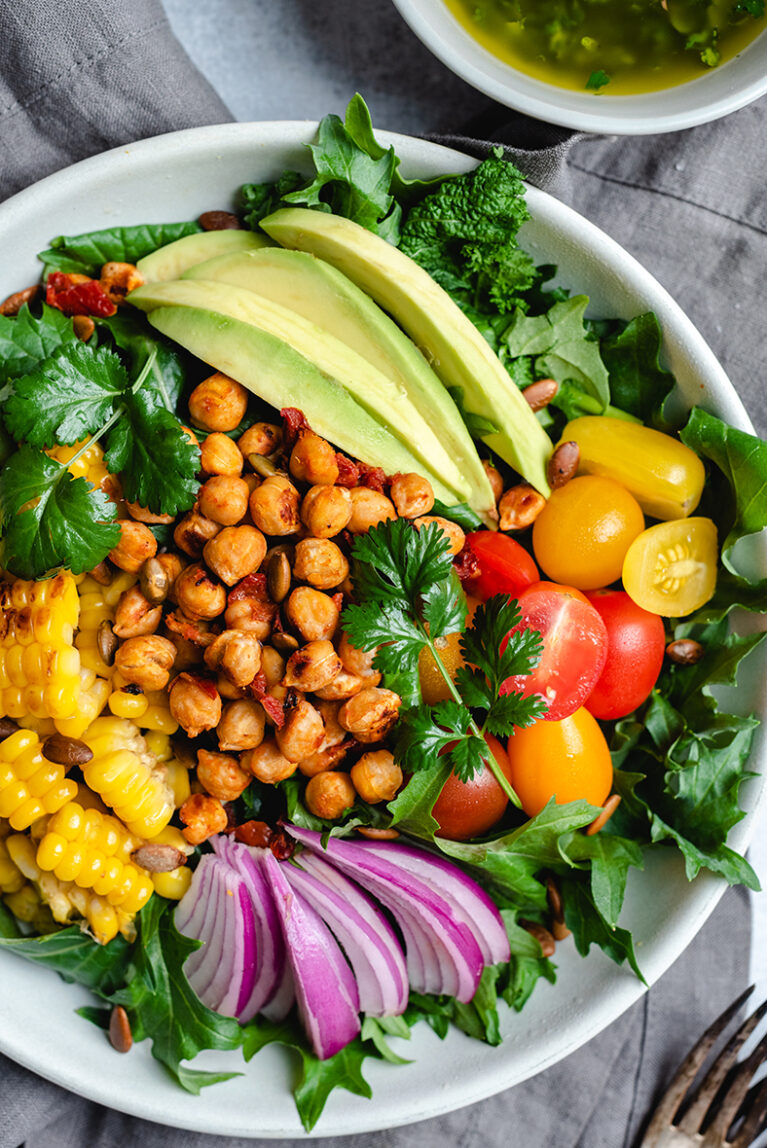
[261,207,553,497]
[136,230,271,284]
[181,247,496,520]
[130,278,473,509]
[144,305,470,507]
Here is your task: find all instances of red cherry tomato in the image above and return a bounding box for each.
[584,589,666,720]
[501,581,608,722]
[464,531,539,601]
[432,733,512,841]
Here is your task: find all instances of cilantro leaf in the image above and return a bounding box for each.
[0,303,78,384]
[4,343,129,448]
[103,311,189,413]
[37,221,202,277]
[0,444,120,578]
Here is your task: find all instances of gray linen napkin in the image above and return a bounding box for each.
[0,3,761,1146]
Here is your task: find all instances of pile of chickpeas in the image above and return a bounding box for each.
[102,370,472,847]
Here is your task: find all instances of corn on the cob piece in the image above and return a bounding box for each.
[81,716,174,839]
[143,732,190,808]
[0,729,78,830]
[54,669,111,739]
[75,570,136,678]
[0,574,81,721]
[0,835,25,893]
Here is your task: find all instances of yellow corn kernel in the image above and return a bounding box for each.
[162,758,191,808]
[4,882,41,922]
[81,717,173,839]
[108,688,149,719]
[138,705,179,735]
[143,731,173,761]
[0,730,77,830]
[152,866,192,900]
[54,673,110,739]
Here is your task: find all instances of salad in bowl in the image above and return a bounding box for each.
[0,98,764,1134]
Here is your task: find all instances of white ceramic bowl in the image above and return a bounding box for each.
[392,0,767,134]
[0,123,764,1137]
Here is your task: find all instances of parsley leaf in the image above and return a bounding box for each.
[0,444,120,578]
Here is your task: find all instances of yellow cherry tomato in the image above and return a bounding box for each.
[418,597,478,704]
[562,416,705,520]
[532,475,645,590]
[506,707,613,818]
[621,517,718,617]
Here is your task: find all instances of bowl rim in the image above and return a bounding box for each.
[391,0,767,134]
[0,119,763,1137]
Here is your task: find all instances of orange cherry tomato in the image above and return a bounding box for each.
[432,733,512,841]
[506,708,613,818]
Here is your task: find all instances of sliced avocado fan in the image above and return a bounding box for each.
[130,278,476,510]
[136,230,272,284]
[260,207,553,497]
[181,247,496,521]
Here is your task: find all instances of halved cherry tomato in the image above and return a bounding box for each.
[464,531,539,601]
[432,733,512,841]
[584,589,666,720]
[622,517,718,617]
[506,707,613,818]
[501,581,608,721]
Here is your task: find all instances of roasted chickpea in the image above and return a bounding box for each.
[112,585,162,639]
[242,739,297,784]
[114,635,176,691]
[316,699,346,747]
[337,632,381,683]
[238,422,282,459]
[198,475,250,526]
[188,372,248,433]
[338,687,402,743]
[414,515,465,556]
[260,645,286,688]
[300,484,352,538]
[202,524,266,586]
[289,431,339,485]
[249,474,301,536]
[347,487,397,534]
[217,699,266,752]
[155,553,185,602]
[204,630,261,688]
[224,593,277,640]
[109,520,157,573]
[292,538,349,591]
[216,673,245,701]
[174,562,227,620]
[196,748,250,802]
[304,771,356,820]
[169,674,222,737]
[390,473,434,519]
[163,630,199,671]
[483,460,504,503]
[200,432,243,477]
[125,500,174,525]
[179,793,228,845]
[283,640,342,692]
[275,700,325,763]
[286,587,339,642]
[100,261,143,303]
[350,750,403,803]
[173,509,220,557]
[314,669,364,701]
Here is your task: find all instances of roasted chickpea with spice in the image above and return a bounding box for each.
[414,515,465,556]
[300,484,352,538]
[174,563,227,619]
[293,539,349,591]
[169,674,222,738]
[204,630,261,688]
[314,669,364,701]
[125,500,174,525]
[348,487,397,534]
[304,771,356,820]
[200,432,243,477]
[289,430,339,485]
[203,524,266,586]
[339,687,402,743]
[249,474,301,535]
[196,748,250,802]
[351,750,403,803]
[114,635,176,691]
[242,739,297,784]
[155,553,185,601]
[286,587,339,642]
[109,520,157,573]
[217,699,266,752]
[198,475,251,526]
[390,473,435,519]
[298,743,351,777]
[282,640,342,692]
[260,645,286,688]
[238,422,282,459]
[112,585,162,639]
[188,372,248,433]
[100,261,144,303]
[275,700,325,763]
[338,632,381,683]
[173,509,220,557]
[179,793,228,845]
[224,592,277,640]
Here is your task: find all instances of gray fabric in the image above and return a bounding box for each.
[0,2,762,1146]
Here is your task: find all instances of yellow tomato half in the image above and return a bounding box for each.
[622,517,718,617]
[506,707,613,818]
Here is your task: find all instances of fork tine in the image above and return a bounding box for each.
[678,995,767,1134]
[730,1076,767,1148]
[700,1030,767,1146]
[640,986,755,1146]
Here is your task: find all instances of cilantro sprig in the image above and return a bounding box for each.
[342,519,546,806]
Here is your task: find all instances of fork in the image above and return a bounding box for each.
[639,986,767,1147]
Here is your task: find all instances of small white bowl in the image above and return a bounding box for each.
[392,0,767,134]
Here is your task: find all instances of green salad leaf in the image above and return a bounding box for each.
[0,909,131,994]
[600,312,676,425]
[37,221,202,277]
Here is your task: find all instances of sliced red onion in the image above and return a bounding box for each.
[286,851,408,1016]
[260,850,360,1060]
[260,958,295,1022]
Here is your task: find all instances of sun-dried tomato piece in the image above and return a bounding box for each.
[335,453,360,488]
[228,572,268,603]
[357,462,388,493]
[269,829,294,861]
[260,693,286,729]
[281,407,309,449]
[46,271,116,317]
[453,542,481,585]
[248,671,268,697]
[234,820,273,847]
